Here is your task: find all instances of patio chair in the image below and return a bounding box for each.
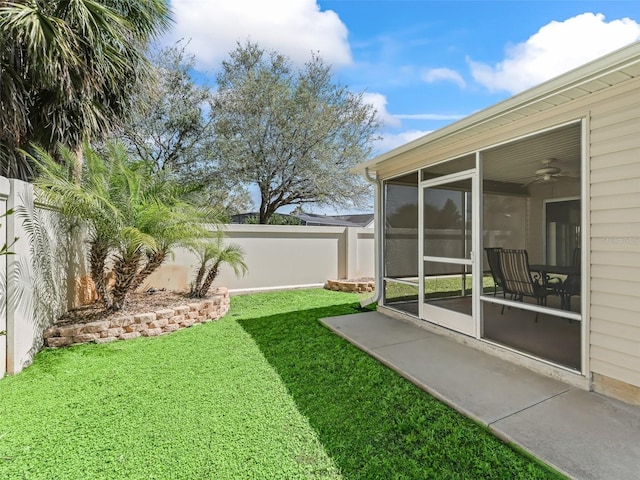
[547,247,581,310]
[498,249,554,318]
[558,249,581,310]
[572,247,581,267]
[484,247,505,297]
[560,273,581,310]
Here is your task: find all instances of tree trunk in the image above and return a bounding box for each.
[259,201,269,224]
[89,240,111,310]
[66,224,82,310]
[196,264,219,298]
[73,145,83,184]
[110,251,142,311]
[130,249,166,292]
[189,261,208,297]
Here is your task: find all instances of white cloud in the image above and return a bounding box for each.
[395,113,466,121]
[360,94,467,129]
[469,13,640,94]
[421,68,466,88]
[169,0,351,70]
[362,92,401,128]
[374,130,431,155]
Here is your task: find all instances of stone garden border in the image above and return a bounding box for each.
[324,279,375,294]
[44,288,230,348]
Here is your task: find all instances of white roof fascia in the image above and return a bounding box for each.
[354,41,640,173]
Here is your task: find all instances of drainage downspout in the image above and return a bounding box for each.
[361,167,383,308]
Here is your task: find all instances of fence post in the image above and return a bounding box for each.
[5,179,36,375]
[0,177,9,378]
[346,227,358,280]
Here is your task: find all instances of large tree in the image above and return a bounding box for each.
[0,0,172,180]
[115,43,251,213]
[212,42,381,224]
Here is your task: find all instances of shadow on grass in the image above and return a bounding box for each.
[238,301,564,480]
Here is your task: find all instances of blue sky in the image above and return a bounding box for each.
[321,1,640,152]
[166,0,640,155]
[163,1,640,212]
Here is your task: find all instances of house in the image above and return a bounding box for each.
[292,212,374,228]
[231,212,374,227]
[355,41,640,406]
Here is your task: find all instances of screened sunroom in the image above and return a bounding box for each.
[358,41,640,407]
[381,121,583,370]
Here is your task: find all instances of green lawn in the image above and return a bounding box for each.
[0,289,563,479]
[385,274,497,303]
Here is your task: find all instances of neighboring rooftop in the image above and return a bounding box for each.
[294,212,374,227]
[231,212,374,228]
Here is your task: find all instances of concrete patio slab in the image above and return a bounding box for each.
[320,311,640,480]
[374,335,570,425]
[322,311,431,349]
[493,388,640,480]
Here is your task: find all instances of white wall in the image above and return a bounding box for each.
[0,179,69,378]
[588,78,640,394]
[144,224,374,293]
[5,180,36,375]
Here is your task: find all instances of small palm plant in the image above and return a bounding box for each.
[128,174,223,293]
[34,141,216,311]
[189,235,248,299]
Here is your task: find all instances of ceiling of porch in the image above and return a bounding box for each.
[482,122,582,186]
[422,122,582,190]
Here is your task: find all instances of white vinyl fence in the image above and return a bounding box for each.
[145,224,374,293]
[0,178,70,379]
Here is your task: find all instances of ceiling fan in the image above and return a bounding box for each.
[522,158,571,186]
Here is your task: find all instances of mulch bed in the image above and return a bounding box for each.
[56,290,199,327]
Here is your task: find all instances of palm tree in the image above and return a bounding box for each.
[126,167,224,293]
[129,204,223,293]
[34,142,152,310]
[189,236,248,299]
[0,0,172,180]
[34,141,213,311]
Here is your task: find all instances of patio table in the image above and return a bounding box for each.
[529,264,580,278]
[529,264,581,310]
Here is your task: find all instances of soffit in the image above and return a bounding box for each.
[421,123,581,186]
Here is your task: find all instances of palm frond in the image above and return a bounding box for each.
[15,189,69,337]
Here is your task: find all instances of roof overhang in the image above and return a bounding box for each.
[354,41,640,175]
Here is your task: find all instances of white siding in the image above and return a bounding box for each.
[589,78,640,388]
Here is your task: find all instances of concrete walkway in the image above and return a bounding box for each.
[320,311,640,480]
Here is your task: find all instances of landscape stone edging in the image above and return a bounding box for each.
[324,279,375,293]
[44,288,230,348]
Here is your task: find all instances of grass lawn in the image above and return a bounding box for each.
[385,274,497,303]
[0,289,563,479]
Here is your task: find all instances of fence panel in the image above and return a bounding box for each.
[1,178,70,377]
[0,177,9,378]
[144,224,374,293]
